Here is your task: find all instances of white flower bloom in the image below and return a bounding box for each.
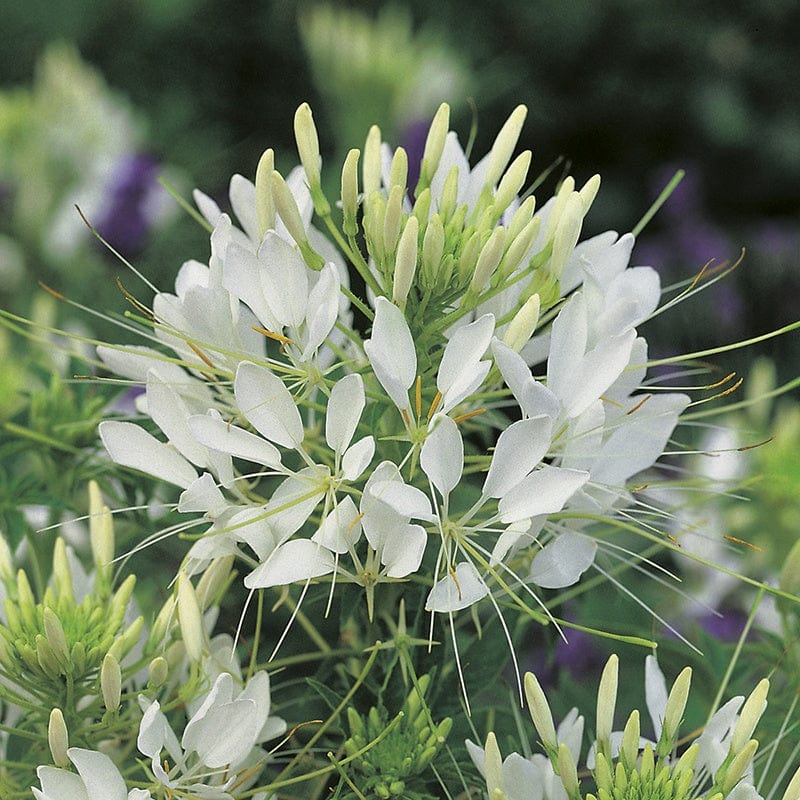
[34,748,152,800]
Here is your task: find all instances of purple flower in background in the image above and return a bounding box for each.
[95,153,162,256]
[398,118,430,198]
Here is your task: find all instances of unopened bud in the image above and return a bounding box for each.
[363,124,383,200]
[542,176,575,243]
[383,185,404,257]
[506,195,537,243]
[17,569,38,630]
[421,213,445,288]
[48,708,69,767]
[52,538,75,604]
[0,534,14,583]
[43,607,70,669]
[148,655,169,688]
[493,151,532,218]
[730,679,768,755]
[390,147,408,192]
[294,103,322,189]
[471,226,506,294]
[255,149,276,237]
[660,666,691,753]
[416,103,450,194]
[557,742,580,800]
[392,216,419,309]
[619,710,640,769]
[438,166,460,222]
[579,174,601,213]
[503,293,540,352]
[107,616,144,662]
[271,171,309,249]
[596,654,619,760]
[195,556,234,612]
[341,148,360,237]
[781,763,800,800]
[177,574,204,663]
[548,192,584,279]
[36,635,61,676]
[411,187,431,227]
[101,652,121,712]
[485,104,528,188]
[721,739,759,794]
[524,672,557,753]
[484,732,504,798]
[149,595,176,650]
[89,481,115,585]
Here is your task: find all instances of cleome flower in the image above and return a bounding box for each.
[92,100,722,653]
[468,654,778,800]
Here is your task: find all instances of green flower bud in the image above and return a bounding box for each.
[392,214,418,309]
[148,655,168,688]
[255,148,276,237]
[416,103,449,195]
[101,652,121,712]
[596,654,619,761]
[48,708,69,767]
[730,678,768,755]
[524,671,558,754]
[341,148,360,238]
[485,104,528,189]
[43,607,70,670]
[363,124,383,200]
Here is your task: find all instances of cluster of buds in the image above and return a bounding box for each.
[343,674,452,798]
[522,655,769,800]
[290,101,598,334]
[0,483,142,701]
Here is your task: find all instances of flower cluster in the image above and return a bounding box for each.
[468,654,794,800]
[96,102,691,644]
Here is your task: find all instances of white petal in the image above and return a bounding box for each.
[645,655,668,742]
[492,340,560,420]
[341,436,375,481]
[99,421,197,488]
[438,313,495,410]
[326,373,365,454]
[369,479,434,521]
[265,468,327,542]
[302,263,340,358]
[504,752,546,800]
[146,371,208,466]
[498,466,589,523]
[490,518,544,566]
[187,697,259,767]
[257,232,309,329]
[589,393,690,486]
[178,473,228,516]
[482,416,553,498]
[420,414,463,496]
[229,174,259,243]
[223,241,281,331]
[235,361,304,448]
[529,531,597,588]
[425,561,488,612]
[381,522,427,578]
[70,748,127,800]
[193,188,222,228]
[547,293,588,403]
[244,540,334,588]
[96,344,191,387]
[35,765,89,800]
[363,296,416,413]
[313,496,362,553]
[188,411,282,467]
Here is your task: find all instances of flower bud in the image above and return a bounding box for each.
[421,213,445,289]
[524,672,557,753]
[506,195,537,242]
[659,666,691,754]
[548,192,584,279]
[195,555,234,612]
[43,607,70,670]
[0,534,14,583]
[484,732,504,798]
[411,187,431,227]
[341,148,360,237]
[48,708,69,767]
[271,170,309,249]
[781,764,800,800]
[470,226,506,294]
[52,538,75,605]
[596,654,619,760]
[255,148,276,237]
[619,710,640,769]
[389,147,408,192]
[485,104,528,189]
[730,678,768,755]
[383,184,405,257]
[89,481,115,585]
[502,293,540,352]
[101,652,121,712]
[17,569,38,630]
[392,215,419,309]
[557,742,580,800]
[177,574,205,663]
[493,151,532,219]
[107,616,144,662]
[721,739,759,794]
[416,103,450,194]
[148,595,176,650]
[579,173,601,213]
[148,655,169,688]
[363,124,383,200]
[294,103,322,188]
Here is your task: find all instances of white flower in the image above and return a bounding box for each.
[34,748,152,800]
[137,671,285,797]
